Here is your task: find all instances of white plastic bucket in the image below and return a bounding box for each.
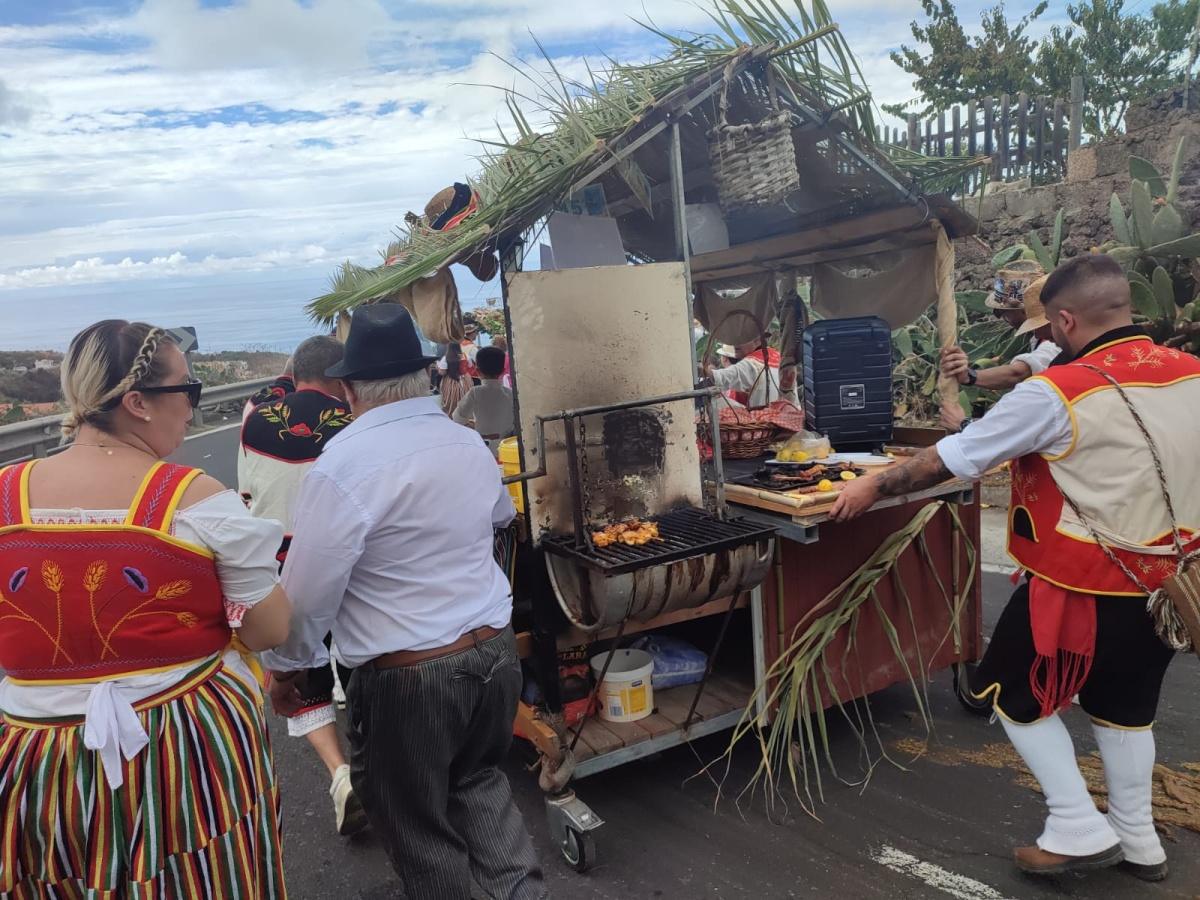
[590,649,654,723]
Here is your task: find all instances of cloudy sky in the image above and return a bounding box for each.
[0,0,1060,349]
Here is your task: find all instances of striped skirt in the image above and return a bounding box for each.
[0,658,287,899]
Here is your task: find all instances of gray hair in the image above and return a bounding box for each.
[349,368,431,405]
[292,335,344,384]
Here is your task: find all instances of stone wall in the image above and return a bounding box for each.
[955,90,1200,291]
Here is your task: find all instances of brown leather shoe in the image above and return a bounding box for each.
[1013,844,1124,875]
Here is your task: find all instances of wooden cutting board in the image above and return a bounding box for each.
[724,461,895,516]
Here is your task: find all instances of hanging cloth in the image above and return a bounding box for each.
[694,273,777,345]
[811,241,941,330]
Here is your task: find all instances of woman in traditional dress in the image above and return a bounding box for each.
[437,341,472,417]
[0,320,292,898]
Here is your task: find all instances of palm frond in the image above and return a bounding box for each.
[307,0,985,324]
[702,501,975,817]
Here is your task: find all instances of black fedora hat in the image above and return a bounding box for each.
[325,304,438,381]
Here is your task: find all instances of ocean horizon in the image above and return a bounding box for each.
[0,276,493,353]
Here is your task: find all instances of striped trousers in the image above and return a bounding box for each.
[346,627,545,900]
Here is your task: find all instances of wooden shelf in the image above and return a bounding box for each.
[569,672,753,778]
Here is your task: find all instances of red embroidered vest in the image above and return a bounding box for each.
[0,461,232,681]
[1009,335,1200,596]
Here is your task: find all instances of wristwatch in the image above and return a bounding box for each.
[965,367,979,386]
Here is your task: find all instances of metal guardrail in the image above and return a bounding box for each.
[0,377,273,465]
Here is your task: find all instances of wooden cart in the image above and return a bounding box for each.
[342,32,985,873]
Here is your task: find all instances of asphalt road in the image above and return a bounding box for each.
[176,428,1200,898]
[267,576,1199,900]
[172,418,243,485]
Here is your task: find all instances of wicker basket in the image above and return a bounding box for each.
[709,111,800,212]
[719,420,779,459]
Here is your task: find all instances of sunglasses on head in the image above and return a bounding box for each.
[139,378,204,409]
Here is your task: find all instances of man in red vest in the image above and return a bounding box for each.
[706,336,797,407]
[831,254,1200,883]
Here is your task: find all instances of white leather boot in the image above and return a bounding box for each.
[1093,723,1168,881]
[1001,716,1120,863]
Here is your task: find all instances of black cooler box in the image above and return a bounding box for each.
[803,316,893,449]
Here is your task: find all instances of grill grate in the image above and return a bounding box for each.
[542,507,776,575]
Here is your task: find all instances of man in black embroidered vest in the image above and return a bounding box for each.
[238,335,364,835]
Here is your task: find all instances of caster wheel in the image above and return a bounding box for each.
[952,663,991,718]
[561,827,595,873]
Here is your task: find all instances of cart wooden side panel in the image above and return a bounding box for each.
[762,493,983,706]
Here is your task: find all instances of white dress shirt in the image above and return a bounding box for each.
[262,396,516,671]
[452,379,516,454]
[1011,338,1062,376]
[936,378,1073,481]
[711,356,799,407]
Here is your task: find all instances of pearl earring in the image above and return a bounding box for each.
[144,416,152,423]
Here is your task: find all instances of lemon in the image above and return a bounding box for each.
[840,470,857,481]
[793,450,809,462]
[817,479,834,492]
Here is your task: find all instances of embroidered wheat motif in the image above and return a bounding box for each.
[41,561,64,593]
[154,580,192,600]
[109,578,195,647]
[83,560,107,592]
[83,560,116,657]
[41,561,67,663]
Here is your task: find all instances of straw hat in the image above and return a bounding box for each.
[424,184,499,282]
[986,259,1045,310]
[424,186,460,223]
[1014,275,1051,337]
[716,344,737,359]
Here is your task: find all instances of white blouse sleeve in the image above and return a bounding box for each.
[173,490,283,620]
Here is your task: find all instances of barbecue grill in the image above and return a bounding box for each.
[542,508,774,575]
[505,263,776,631]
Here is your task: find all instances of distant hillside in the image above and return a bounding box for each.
[0,349,288,424]
[192,351,289,387]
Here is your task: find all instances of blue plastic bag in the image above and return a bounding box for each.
[630,635,707,690]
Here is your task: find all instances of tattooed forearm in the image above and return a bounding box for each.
[873,446,952,498]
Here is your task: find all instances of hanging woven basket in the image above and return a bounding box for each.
[709,111,800,213]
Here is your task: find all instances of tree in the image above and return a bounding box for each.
[887,0,1200,137]
[883,0,1049,117]
[1038,0,1200,136]
[0,369,61,404]
[1,403,27,425]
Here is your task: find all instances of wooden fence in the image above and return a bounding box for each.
[878,76,1085,193]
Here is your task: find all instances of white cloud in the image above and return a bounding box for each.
[0,244,329,290]
[132,0,391,71]
[0,77,33,125]
[0,0,939,316]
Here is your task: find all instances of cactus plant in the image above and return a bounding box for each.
[1105,136,1200,346]
[1107,137,1197,258]
[993,208,1066,273]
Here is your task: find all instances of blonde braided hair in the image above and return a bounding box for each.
[61,322,169,441]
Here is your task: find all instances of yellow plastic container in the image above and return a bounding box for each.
[498,436,524,511]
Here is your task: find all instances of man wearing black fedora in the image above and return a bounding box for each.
[263,304,545,899]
